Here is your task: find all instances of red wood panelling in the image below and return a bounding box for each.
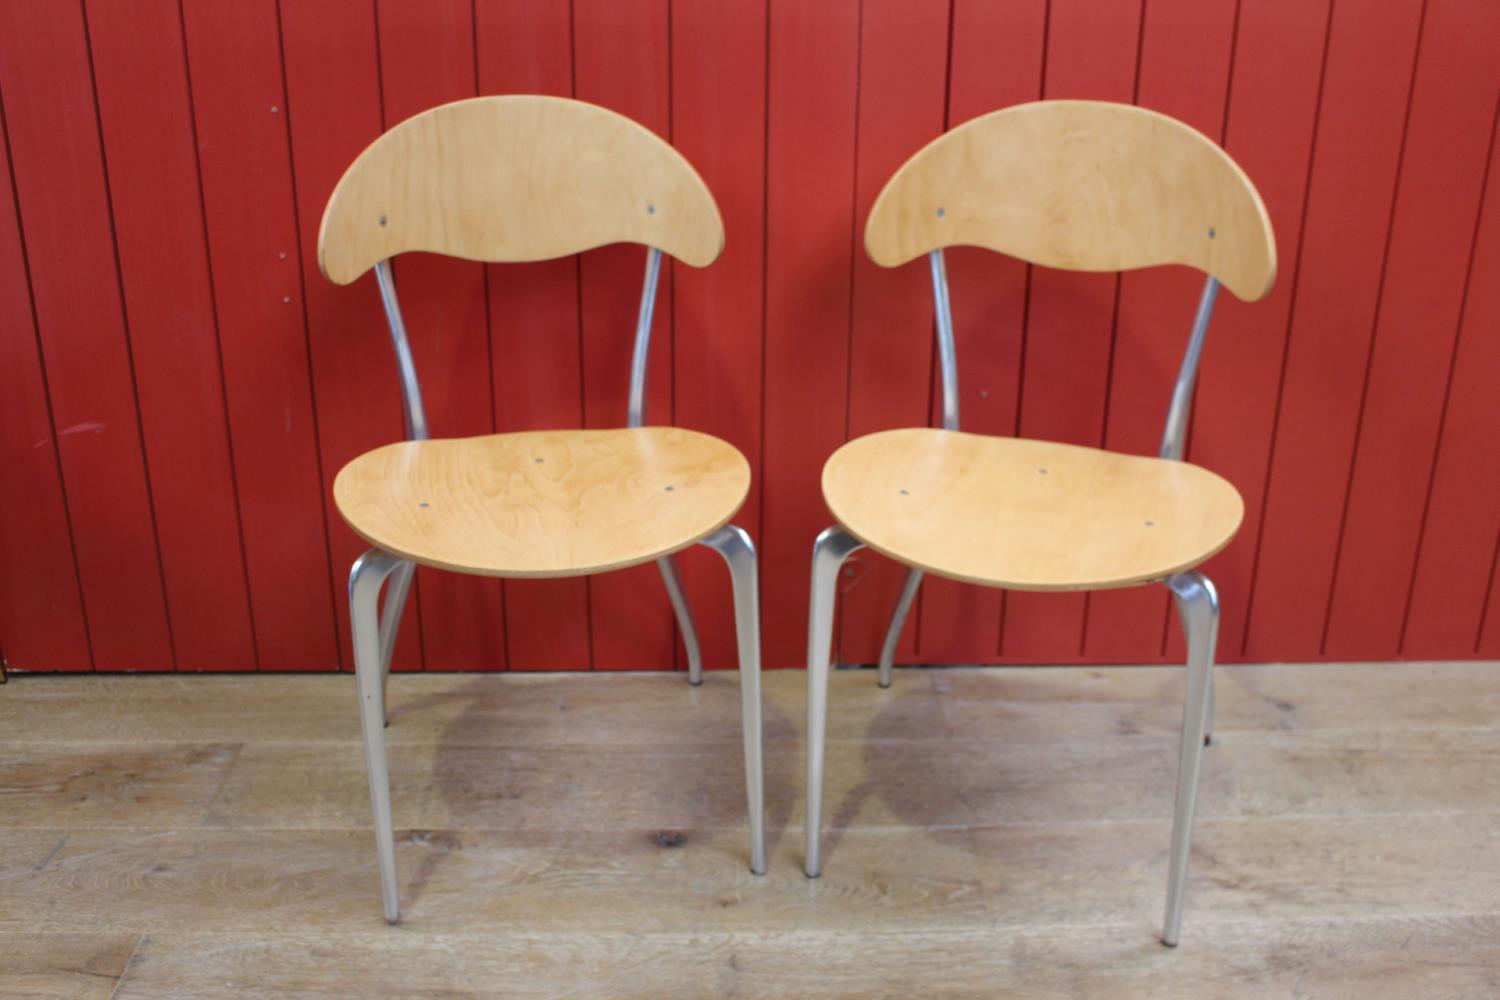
[280,0,423,673]
[179,0,340,670]
[474,0,591,672]
[377,0,505,671]
[671,0,769,670]
[4,0,1498,671]
[913,0,1046,666]
[1406,112,1500,657]
[1244,0,1426,659]
[1082,0,1237,664]
[0,88,91,672]
[761,0,861,671]
[1194,0,1330,662]
[1001,0,1143,662]
[838,0,952,666]
[86,0,256,670]
[0,0,174,669]
[1322,1,1500,659]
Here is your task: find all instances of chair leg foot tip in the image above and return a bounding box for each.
[878,680,892,689]
[689,679,703,687]
[1203,734,1212,746]
[1161,938,1178,948]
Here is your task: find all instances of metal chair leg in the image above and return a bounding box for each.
[805,526,865,877]
[377,560,416,726]
[698,526,766,875]
[1204,658,1216,746]
[1161,570,1219,947]
[877,567,923,688]
[657,555,704,685]
[350,548,406,923]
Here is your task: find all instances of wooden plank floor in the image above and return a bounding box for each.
[2,662,1498,998]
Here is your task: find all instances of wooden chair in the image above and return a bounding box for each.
[319,95,765,923]
[803,100,1275,946]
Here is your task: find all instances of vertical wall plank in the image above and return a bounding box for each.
[914,0,1045,666]
[376,0,504,671]
[85,0,257,670]
[281,0,423,672]
[0,89,92,672]
[1404,114,1500,657]
[1321,0,1500,659]
[1192,0,1330,662]
[836,0,953,667]
[0,0,174,669]
[1000,0,1143,662]
[671,0,768,671]
[1245,0,1426,659]
[1482,542,1500,658]
[1082,0,1237,664]
[181,0,340,670]
[474,0,592,671]
[761,0,861,668]
[572,0,676,670]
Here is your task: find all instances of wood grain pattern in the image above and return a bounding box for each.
[319,95,724,283]
[0,932,140,1000]
[837,0,951,668]
[474,0,593,671]
[105,918,1500,1000]
[1000,0,1143,661]
[572,2,680,671]
[823,429,1243,590]
[865,101,1276,301]
[913,0,1046,666]
[4,663,1500,995]
[333,427,749,577]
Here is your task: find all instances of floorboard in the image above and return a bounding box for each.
[2,663,1497,995]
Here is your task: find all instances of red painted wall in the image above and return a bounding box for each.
[1,0,1497,673]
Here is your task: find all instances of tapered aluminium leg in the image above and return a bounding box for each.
[657,555,704,685]
[698,526,766,875]
[1161,570,1219,947]
[350,548,406,923]
[1204,660,1216,746]
[877,567,924,688]
[806,526,865,877]
[377,560,416,725]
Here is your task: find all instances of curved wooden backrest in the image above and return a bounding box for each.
[865,100,1276,301]
[319,95,724,284]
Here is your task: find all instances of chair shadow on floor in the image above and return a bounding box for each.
[383,672,800,916]
[818,674,989,871]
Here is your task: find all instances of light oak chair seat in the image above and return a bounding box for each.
[822,428,1243,591]
[333,427,750,578]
